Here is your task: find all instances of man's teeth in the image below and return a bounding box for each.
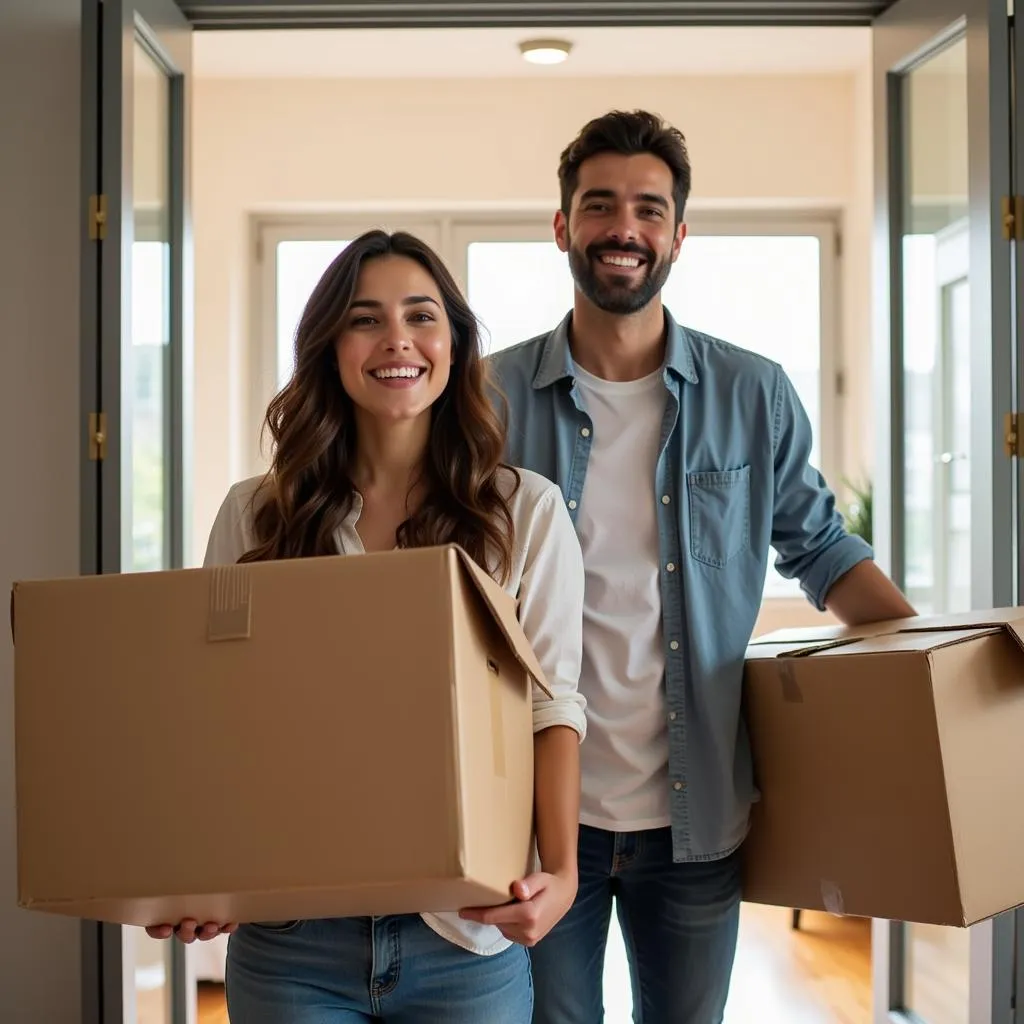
[600,255,642,268]
[372,367,424,379]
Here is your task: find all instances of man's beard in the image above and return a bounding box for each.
[568,237,671,315]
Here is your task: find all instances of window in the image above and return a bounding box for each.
[255,212,839,599]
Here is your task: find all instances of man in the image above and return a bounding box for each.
[486,110,916,1023]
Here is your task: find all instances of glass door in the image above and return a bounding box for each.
[82,0,193,1021]
[871,0,1018,1021]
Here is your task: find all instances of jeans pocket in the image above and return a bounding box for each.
[250,920,303,933]
[687,466,751,568]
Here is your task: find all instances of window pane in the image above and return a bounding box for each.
[467,241,575,353]
[899,36,971,620]
[276,240,352,388]
[465,233,825,598]
[127,41,172,576]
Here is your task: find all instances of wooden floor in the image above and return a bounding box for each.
[196,904,871,1024]
[724,905,871,1024]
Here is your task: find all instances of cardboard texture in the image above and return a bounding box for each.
[12,545,548,927]
[742,608,1024,927]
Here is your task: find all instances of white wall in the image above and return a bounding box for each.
[192,71,876,575]
[0,1,84,1021]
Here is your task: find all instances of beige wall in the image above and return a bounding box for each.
[192,72,875,630]
[0,0,84,1020]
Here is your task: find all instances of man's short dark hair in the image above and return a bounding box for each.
[557,110,691,227]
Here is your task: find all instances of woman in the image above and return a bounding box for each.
[147,230,586,1023]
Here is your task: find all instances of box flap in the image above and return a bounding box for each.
[451,548,553,698]
[745,638,855,661]
[895,607,1024,654]
[804,626,1003,656]
[748,616,915,649]
[749,608,1024,659]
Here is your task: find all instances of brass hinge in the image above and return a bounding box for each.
[88,412,107,461]
[1001,195,1024,241]
[1005,411,1021,458]
[88,194,107,241]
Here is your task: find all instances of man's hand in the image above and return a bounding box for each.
[458,870,578,947]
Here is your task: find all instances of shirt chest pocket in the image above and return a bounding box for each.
[686,466,751,568]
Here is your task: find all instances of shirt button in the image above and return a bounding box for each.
[668,711,677,721]
[567,499,577,510]
[580,427,591,437]
[673,781,685,791]
[666,562,676,572]
[661,495,671,505]
[669,640,680,651]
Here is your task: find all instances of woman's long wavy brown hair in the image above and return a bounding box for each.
[239,230,519,583]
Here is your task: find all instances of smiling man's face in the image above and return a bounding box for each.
[555,151,685,316]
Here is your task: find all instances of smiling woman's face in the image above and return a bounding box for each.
[334,254,453,425]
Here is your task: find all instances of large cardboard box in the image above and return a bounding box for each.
[12,545,549,927]
[742,609,1024,927]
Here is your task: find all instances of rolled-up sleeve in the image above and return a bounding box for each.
[771,365,873,610]
[515,485,588,741]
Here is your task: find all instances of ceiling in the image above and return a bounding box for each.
[179,1,895,30]
[193,25,872,78]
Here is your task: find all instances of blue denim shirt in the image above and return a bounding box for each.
[488,309,873,862]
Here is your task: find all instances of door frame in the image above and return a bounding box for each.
[82,0,1021,1022]
[80,0,193,1022]
[870,0,1017,1019]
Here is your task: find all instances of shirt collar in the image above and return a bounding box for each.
[531,307,698,389]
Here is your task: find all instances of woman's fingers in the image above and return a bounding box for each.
[148,919,239,943]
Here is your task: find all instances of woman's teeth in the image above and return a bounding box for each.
[372,367,424,379]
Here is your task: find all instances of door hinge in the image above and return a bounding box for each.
[88,194,107,241]
[88,412,107,461]
[1001,195,1024,241]
[1005,411,1021,458]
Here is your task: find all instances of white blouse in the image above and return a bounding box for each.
[204,465,587,955]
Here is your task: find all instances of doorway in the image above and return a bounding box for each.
[81,2,1023,1023]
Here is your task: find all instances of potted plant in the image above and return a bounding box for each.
[841,478,872,546]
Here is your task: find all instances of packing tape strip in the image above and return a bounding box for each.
[780,661,804,703]
[487,658,507,779]
[821,879,845,916]
[208,565,253,641]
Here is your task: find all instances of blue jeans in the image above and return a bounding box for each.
[225,914,532,1023]
[530,825,742,1024]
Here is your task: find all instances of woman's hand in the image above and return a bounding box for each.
[145,919,238,943]
[458,869,578,947]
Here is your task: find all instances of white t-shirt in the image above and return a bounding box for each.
[204,465,587,956]
[573,362,672,832]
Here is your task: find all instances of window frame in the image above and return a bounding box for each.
[449,209,841,488]
[252,208,843,600]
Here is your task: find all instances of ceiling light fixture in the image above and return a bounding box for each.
[519,38,573,65]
